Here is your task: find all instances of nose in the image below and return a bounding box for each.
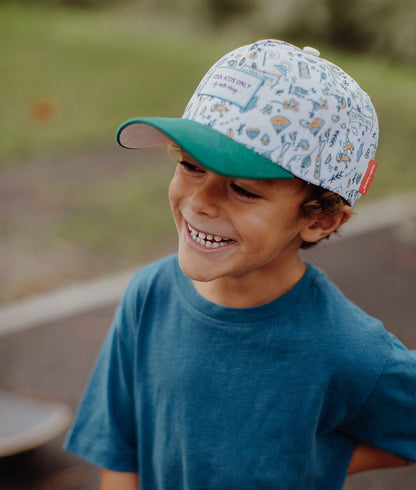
[189,174,224,217]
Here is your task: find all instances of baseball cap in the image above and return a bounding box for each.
[117,39,379,205]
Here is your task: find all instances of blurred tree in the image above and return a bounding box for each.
[204,0,257,26]
[8,0,415,63]
[326,0,416,63]
[371,0,416,63]
[257,0,416,63]
[326,0,372,50]
[5,0,130,6]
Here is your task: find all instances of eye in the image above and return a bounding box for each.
[179,160,205,174]
[230,182,261,199]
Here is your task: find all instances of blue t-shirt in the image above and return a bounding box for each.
[65,255,416,489]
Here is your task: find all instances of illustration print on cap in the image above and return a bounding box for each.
[183,39,379,205]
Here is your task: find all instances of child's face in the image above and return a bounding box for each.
[168,151,310,285]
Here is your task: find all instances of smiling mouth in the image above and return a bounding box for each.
[187,223,234,249]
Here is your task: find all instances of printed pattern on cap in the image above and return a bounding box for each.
[183,39,379,205]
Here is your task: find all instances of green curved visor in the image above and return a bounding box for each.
[116,117,294,180]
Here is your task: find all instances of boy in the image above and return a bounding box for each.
[65,40,416,489]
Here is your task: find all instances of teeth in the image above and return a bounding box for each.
[187,223,231,249]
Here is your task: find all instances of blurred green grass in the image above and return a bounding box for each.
[0,3,236,161]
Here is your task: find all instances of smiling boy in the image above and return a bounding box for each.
[65,40,416,489]
[169,150,350,307]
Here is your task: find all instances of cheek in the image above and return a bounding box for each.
[241,208,304,247]
[168,175,190,231]
[168,175,181,209]
[168,178,181,227]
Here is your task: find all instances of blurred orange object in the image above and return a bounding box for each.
[31,97,62,122]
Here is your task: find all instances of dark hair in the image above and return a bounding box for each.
[300,183,350,249]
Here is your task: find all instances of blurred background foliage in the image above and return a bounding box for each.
[10,0,415,62]
[1,0,416,303]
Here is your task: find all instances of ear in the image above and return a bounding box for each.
[300,204,352,244]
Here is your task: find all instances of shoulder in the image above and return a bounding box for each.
[304,265,402,418]
[308,263,388,339]
[305,263,392,371]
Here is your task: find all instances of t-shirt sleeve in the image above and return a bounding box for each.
[340,334,416,461]
[64,284,139,472]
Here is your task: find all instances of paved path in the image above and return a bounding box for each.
[1,223,416,489]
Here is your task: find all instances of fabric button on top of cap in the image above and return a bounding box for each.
[302,46,321,57]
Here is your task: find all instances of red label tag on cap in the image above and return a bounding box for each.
[358,159,378,195]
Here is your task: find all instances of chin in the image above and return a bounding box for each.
[178,257,215,283]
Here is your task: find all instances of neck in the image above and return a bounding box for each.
[192,254,307,308]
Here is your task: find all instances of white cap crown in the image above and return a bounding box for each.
[183,39,379,205]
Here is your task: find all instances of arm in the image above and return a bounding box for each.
[347,443,412,475]
[101,469,139,490]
